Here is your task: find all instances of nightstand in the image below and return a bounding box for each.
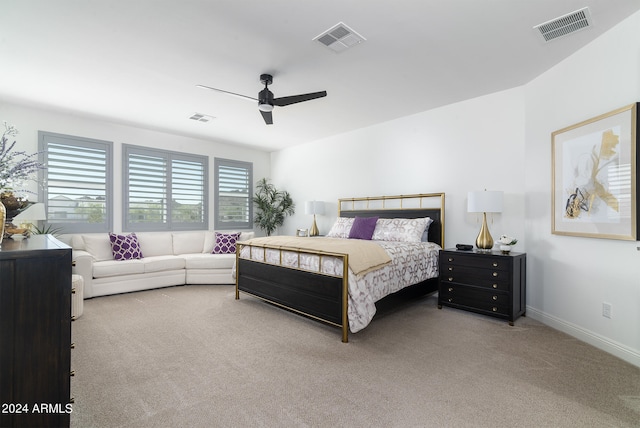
[438,249,526,325]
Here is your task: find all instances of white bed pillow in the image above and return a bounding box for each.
[372,217,431,243]
[326,217,355,238]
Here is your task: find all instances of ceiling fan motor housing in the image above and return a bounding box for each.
[258,88,274,111]
[258,74,275,111]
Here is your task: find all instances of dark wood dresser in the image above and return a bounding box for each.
[0,235,73,428]
[438,248,526,325]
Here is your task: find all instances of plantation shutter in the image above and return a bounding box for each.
[214,158,253,229]
[39,132,112,233]
[124,145,207,231]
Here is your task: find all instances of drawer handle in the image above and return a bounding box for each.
[492,284,498,289]
[492,295,498,301]
[70,370,75,377]
[72,288,76,294]
[492,307,498,312]
[71,342,75,349]
[448,267,453,271]
[492,262,498,267]
[492,272,498,277]
[448,298,453,302]
[71,316,76,322]
[448,257,454,262]
[448,287,453,292]
[448,277,453,282]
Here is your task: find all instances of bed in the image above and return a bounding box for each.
[235,193,445,342]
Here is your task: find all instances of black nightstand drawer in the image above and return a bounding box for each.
[440,273,509,291]
[438,249,526,325]
[441,253,509,271]
[440,285,510,307]
[440,264,511,284]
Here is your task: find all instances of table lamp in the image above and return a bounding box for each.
[305,201,325,237]
[467,190,503,251]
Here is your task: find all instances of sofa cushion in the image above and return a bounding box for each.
[183,253,236,269]
[143,255,186,273]
[172,232,206,255]
[109,233,144,260]
[82,234,114,262]
[93,259,145,278]
[136,233,174,257]
[213,232,240,254]
[204,231,254,253]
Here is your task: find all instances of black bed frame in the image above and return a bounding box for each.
[235,193,445,342]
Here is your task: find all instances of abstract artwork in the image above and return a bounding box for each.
[552,103,638,240]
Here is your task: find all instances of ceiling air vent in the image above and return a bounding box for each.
[189,113,215,123]
[534,7,593,42]
[313,22,366,53]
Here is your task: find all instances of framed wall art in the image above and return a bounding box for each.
[552,102,639,240]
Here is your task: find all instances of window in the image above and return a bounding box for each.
[214,158,252,230]
[38,131,112,233]
[124,145,207,231]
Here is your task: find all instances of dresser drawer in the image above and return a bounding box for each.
[440,264,511,285]
[440,286,509,315]
[440,253,510,271]
[440,273,509,291]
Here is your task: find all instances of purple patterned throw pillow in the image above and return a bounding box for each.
[109,232,144,261]
[213,232,241,254]
[348,216,379,240]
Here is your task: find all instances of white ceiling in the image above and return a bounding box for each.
[1,1,640,151]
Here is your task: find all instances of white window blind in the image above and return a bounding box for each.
[124,145,207,231]
[38,132,112,233]
[214,158,252,229]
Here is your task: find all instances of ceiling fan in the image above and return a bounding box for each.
[197,74,327,125]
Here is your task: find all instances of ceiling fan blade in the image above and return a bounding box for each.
[196,84,256,102]
[273,91,327,107]
[260,110,273,125]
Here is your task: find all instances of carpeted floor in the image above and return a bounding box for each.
[70,285,640,427]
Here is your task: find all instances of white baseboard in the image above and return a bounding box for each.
[526,306,640,368]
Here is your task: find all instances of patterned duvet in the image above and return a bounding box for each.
[238,239,441,333]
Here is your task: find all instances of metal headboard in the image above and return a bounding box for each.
[338,193,445,247]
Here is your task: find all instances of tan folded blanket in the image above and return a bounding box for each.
[241,236,391,275]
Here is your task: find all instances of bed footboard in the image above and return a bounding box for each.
[235,243,350,342]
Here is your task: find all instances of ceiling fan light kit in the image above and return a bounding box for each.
[198,73,326,125]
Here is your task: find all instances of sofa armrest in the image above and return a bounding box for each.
[72,250,94,299]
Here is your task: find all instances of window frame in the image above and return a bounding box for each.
[214,158,253,230]
[38,131,113,234]
[123,144,208,232]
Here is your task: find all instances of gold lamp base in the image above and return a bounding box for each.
[309,215,319,236]
[475,212,494,251]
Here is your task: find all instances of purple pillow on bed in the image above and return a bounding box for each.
[348,216,379,240]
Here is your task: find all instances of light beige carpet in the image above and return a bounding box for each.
[70,285,640,427]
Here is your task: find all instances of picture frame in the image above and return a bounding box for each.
[552,103,639,240]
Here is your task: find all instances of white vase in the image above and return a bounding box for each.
[499,244,512,253]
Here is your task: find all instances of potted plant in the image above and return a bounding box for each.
[253,178,295,236]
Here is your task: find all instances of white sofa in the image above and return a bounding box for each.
[58,230,254,299]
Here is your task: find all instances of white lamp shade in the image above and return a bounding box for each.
[12,202,47,221]
[467,191,503,213]
[305,201,325,215]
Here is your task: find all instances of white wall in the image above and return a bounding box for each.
[0,102,270,232]
[271,87,526,248]
[524,11,640,366]
[272,11,640,367]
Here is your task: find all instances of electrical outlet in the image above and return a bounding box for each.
[602,302,612,319]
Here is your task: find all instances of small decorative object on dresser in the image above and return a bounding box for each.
[438,248,526,325]
[497,235,517,253]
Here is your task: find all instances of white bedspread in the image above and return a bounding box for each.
[238,239,441,333]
